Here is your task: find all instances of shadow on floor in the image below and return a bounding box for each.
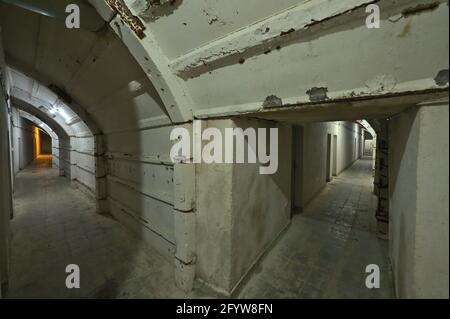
[7,157,394,299]
[7,157,192,298]
[238,159,395,299]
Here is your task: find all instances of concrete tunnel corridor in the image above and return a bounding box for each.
[240,158,393,299]
[0,0,448,301]
[5,154,393,299]
[7,156,184,299]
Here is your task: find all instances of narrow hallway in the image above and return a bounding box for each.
[239,158,395,299]
[6,157,184,299]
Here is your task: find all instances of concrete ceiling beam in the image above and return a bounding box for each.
[11,96,70,139]
[170,0,376,79]
[109,13,194,122]
[15,108,59,140]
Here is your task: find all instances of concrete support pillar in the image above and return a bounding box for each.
[374,119,389,235]
[389,102,449,298]
[94,134,108,214]
[371,137,377,175]
[173,162,196,292]
[195,118,292,295]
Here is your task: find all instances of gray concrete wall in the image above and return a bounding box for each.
[196,118,292,294]
[364,139,374,156]
[0,34,12,297]
[105,124,189,258]
[389,103,449,298]
[40,130,51,154]
[297,122,330,208]
[196,133,233,293]
[53,136,97,199]
[11,110,35,175]
[294,121,364,209]
[69,136,97,197]
[0,82,11,298]
[231,118,292,290]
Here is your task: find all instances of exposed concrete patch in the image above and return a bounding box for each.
[434,69,449,86]
[365,74,397,93]
[203,8,225,26]
[170,0,378,78]
[124,0,182,22]
[263,95,283,108]
[306,87,328,102]
[208,15,218,25]
[280,28,295,36]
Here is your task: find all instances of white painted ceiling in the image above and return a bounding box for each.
[1,0,448,132]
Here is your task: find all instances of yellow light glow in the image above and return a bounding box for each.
[34,127,40,157]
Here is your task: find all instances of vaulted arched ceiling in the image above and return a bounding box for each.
[1,0,448,128]
[0,0,170,137]
[7,67,83,138]
[15,109,58,141]
[93,0,448,122]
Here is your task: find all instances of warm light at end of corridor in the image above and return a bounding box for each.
[34,127,40,157]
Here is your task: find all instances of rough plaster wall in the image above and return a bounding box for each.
[144,0,308,59]
[195,120,233,293]
[69,135,96,196]
[299,122,329,207]
[184,1,448,115]
[296,121,363,208]
[105,124,191,258]
[389,104,449,298]
[414,104,449,298]
[52,143,59,168]
[230,118,292,290]
[195,118,292,294]
[389,107,418,298]
[57,138,72,178]
[11,112,35,174]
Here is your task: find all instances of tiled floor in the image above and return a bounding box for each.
[6,156,394,298]
[6,156,191,299]
[238,158,395,298]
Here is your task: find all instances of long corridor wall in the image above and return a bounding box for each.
[10,109,35,174]
[293,121,364,209]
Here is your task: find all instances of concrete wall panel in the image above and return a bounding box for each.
[107,160,174,204]
[107,177,175,243]
[389,103,449,298]
[295,121,364,209]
